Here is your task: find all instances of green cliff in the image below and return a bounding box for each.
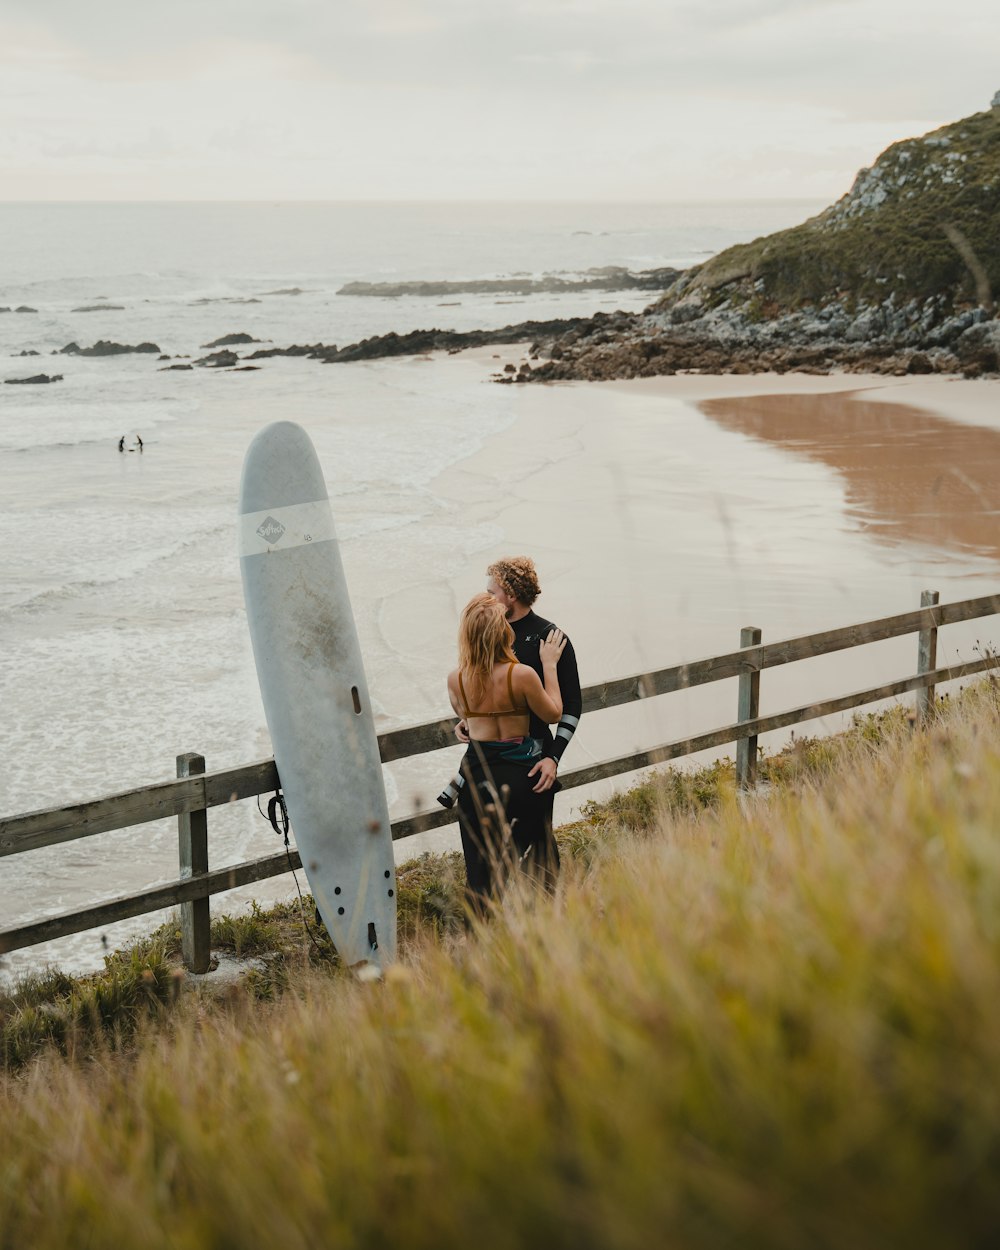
[679,105,1000,313]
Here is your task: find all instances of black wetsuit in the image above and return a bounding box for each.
[507,610,583,769]
[441,610,582,903]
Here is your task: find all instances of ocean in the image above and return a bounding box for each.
[11,196,995,981]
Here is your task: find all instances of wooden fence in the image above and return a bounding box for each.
[2,589,998,971]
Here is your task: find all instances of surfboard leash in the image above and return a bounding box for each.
[257,790,326,956]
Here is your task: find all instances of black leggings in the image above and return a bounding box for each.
[456,740,561,915]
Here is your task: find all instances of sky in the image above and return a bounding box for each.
[1,0,997,202]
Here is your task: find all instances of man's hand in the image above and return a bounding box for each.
[529,756,558,793]
[454,718,470,744]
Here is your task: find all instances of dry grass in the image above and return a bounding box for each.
[2,682,1000,1247]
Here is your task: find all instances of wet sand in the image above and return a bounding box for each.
[699,387,1000,562]
[389,363,1000,850]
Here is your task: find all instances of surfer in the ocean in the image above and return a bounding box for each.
[446,593,566,915]
[439,555,582,892]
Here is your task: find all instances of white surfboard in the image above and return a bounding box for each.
[239,421,396,969]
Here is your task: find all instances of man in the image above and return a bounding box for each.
[438,555,582,887]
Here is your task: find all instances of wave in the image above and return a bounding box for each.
[0,514,233,619]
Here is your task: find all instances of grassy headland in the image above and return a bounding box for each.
[2,682,1000,1246]
[684,106,1000,311]
[525,102,1000,382]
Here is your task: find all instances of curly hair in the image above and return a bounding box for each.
[487,556,541,607]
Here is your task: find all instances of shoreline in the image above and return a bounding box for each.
[5,350,1000,980]
[417,355,1000,825]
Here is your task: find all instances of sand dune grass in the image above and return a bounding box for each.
[2,683,1000,1247]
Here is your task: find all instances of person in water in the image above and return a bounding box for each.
[439,556,582,889]
[135,434,143,452]
[447,593,565,914]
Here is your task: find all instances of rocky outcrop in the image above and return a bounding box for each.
[193,349,241,368]
[59,340,161,357]
[200,333,263,348]
[337,267,681,298]
[242,317,594,364]
[191,297,262,305]
[72,305,126,312]
[4,373,62,384]
[517,102,1000,383]
[326,320,592,362]
[245,343,330,360]
[519,302,1000,383]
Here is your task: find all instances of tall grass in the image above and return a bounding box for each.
[2,683,1000,1247]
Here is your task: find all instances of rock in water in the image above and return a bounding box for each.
[60,340,161,357]
[200,333,263,348]
[526,102,1000,384]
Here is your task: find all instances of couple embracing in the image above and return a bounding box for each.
[439,557,582,915]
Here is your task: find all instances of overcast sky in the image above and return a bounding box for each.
[1,0,997,201]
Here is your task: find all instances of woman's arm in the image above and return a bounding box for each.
[515,629,567,722]
[446,670,464,720]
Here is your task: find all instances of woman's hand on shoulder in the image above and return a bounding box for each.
[539,628,567,666]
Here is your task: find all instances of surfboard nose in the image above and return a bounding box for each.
[240,421,330,514]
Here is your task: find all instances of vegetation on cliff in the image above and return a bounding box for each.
[676,106,1000,313]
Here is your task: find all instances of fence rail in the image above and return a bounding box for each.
[2,590,998,965]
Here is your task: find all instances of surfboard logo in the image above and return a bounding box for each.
[257,516,286,544]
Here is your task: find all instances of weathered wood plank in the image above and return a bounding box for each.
[203,758,280,807]
[577,592,1000,714]
[390,804,458,842]
[0,849,303,954]
[736,626,762,789]
[0,759,280,859]
[0,775,208,858]
[177,753,210,974]
[2,650,998,956]
[556,653,1000,793]
[379,593,1000,759]
[378,718,458,762]
[916,590,940,724]
[2,593,998,856]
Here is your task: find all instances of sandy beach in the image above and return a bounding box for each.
[4,342,1000,975]
[386,354,1000,847]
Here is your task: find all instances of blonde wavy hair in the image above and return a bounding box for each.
[458,593,518,702]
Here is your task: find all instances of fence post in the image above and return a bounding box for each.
[916,589,940,725]
[736,626,762,790]
[177,752,211,973]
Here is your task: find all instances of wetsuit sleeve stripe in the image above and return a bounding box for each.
[549,636,582,763]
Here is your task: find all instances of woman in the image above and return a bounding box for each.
[447,592,566,913]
